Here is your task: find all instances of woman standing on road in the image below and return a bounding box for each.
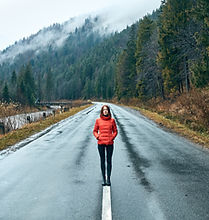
[93,105,118,186]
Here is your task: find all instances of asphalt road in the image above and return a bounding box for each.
[0,103,209,220]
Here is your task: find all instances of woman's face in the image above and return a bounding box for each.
[103,106,108,116]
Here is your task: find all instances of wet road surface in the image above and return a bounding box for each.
[0,103,209,219]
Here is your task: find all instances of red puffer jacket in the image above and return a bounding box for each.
[93,115,118,145]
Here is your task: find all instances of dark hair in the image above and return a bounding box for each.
[100,105,111,117]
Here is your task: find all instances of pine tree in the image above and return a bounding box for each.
[11,70,17,85]
[10,70,17,101]
[116,50,129,99]
[126,24,137,97]
[158,0,195,94]
[24,64,36,106]
[191,0,209,87]
[16,64,36,106]
[115,24,137,100]
[2,82,10,103]
[37,72,43,101]
[136,17,162,99]
[45,68,54,101]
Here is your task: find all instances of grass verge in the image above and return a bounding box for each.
[0,104,92,151]
[128,105,209,149]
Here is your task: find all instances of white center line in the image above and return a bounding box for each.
[102,186,112,220]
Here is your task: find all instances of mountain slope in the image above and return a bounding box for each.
[0,15,133,100]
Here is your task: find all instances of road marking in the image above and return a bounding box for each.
[102,186,112,220]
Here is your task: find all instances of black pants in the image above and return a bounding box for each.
[98,144,114,179]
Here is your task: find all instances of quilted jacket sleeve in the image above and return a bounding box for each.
[112,119,118,140]
[93,119,99,139]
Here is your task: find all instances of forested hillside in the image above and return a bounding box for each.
[0,0,208,106]
[0,16,132,104]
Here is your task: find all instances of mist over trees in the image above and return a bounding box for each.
[0,0,208,105]
[0,17,129,103]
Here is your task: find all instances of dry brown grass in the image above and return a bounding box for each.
[0,100,92,118]
[133,106,209,148]
[150,88,209,133]
[0,104,92,151]
[117,87,209,149]
[0,102,47,118]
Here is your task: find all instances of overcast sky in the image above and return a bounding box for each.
[0,0,161,51]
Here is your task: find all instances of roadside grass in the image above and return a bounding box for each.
[130,106,209,149]
[0,102,47,118]
[0,104,92,151]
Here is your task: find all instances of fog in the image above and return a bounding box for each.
[0,0,161,64]
[0,16,86,64]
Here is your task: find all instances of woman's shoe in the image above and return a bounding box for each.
[106,176,111,186]
[102,176,107,186]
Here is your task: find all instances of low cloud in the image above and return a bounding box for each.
[0,0,161,64]
[94,0,160,32]
[0,16,86,64]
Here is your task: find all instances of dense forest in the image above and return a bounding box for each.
[116,0,209,100]
[0,0,208,105]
